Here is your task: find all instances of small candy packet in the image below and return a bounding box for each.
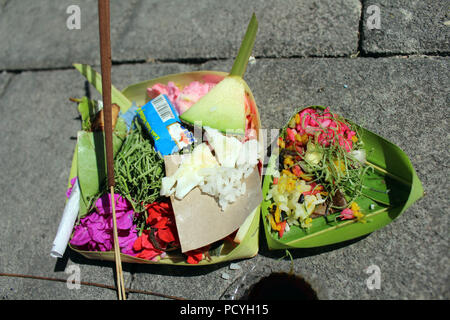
[137,94,195,156]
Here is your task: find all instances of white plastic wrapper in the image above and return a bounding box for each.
[50,178,80,258]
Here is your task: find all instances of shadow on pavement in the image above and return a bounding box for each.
[54,226,369,280]
[53,244,233,277]
[256,221,371,260]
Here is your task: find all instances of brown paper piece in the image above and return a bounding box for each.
[164,155,262,253]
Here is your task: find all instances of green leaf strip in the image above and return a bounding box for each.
[284,207,389,246]
[229,13,258,78]
[364,160,412,187]
[73,63,132,111]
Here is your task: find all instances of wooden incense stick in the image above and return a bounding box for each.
[98,0,126,300]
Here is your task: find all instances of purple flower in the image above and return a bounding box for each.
[66,177,78,198]
[70,193,139,256]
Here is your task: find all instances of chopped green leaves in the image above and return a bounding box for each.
[113,120,165,213]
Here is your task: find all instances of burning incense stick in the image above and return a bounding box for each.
[98,0,126,300]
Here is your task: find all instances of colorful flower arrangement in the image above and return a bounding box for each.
[266,107,369,238]
[69,179,218,264]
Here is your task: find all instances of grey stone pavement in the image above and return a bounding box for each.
[0,0,448,300]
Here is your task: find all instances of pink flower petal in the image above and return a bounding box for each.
[174,81,215,115]
[70,226,91,246]
[339,208,355,220]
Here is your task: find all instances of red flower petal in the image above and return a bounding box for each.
[159,202,170,210]
[132,236,142,251]
[186,256,199,264]
[185,248,206,264]
[168,224,180,245]
[153,216,169,229]
[141,231,155,250]
[136,248,161,260]
[186,252,203,264]
[146,208,160,225]
[157,227,176,244]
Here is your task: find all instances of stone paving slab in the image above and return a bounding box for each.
[0,57,448,300]
[0,71,12,97]
[361,0,450,55]
[117,0,361,62]
[0,0,361,71]
[0,0,141,70]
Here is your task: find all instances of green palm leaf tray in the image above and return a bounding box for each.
[66,14,261,265]
[261,106,424,250]
[66,67,262,265]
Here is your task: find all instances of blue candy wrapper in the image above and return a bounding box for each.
[137,94,195,156]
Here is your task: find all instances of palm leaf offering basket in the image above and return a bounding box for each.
[261,106,424,250]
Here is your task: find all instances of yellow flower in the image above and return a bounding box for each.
[278,181,286,194]
[333,159,346,174]
[274,206,281,223]
[355,213,366,223]
[284,156,294,167]
[299,173,313,181]
[301,217,313,229]
[277,174,292,194]
[351,202,360,212]
[301,134,309,145]
[286,181,295,192]
[286,179,296,192]
[282,169,295,177]
[350,202,366,223]
[268,214,280,231]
